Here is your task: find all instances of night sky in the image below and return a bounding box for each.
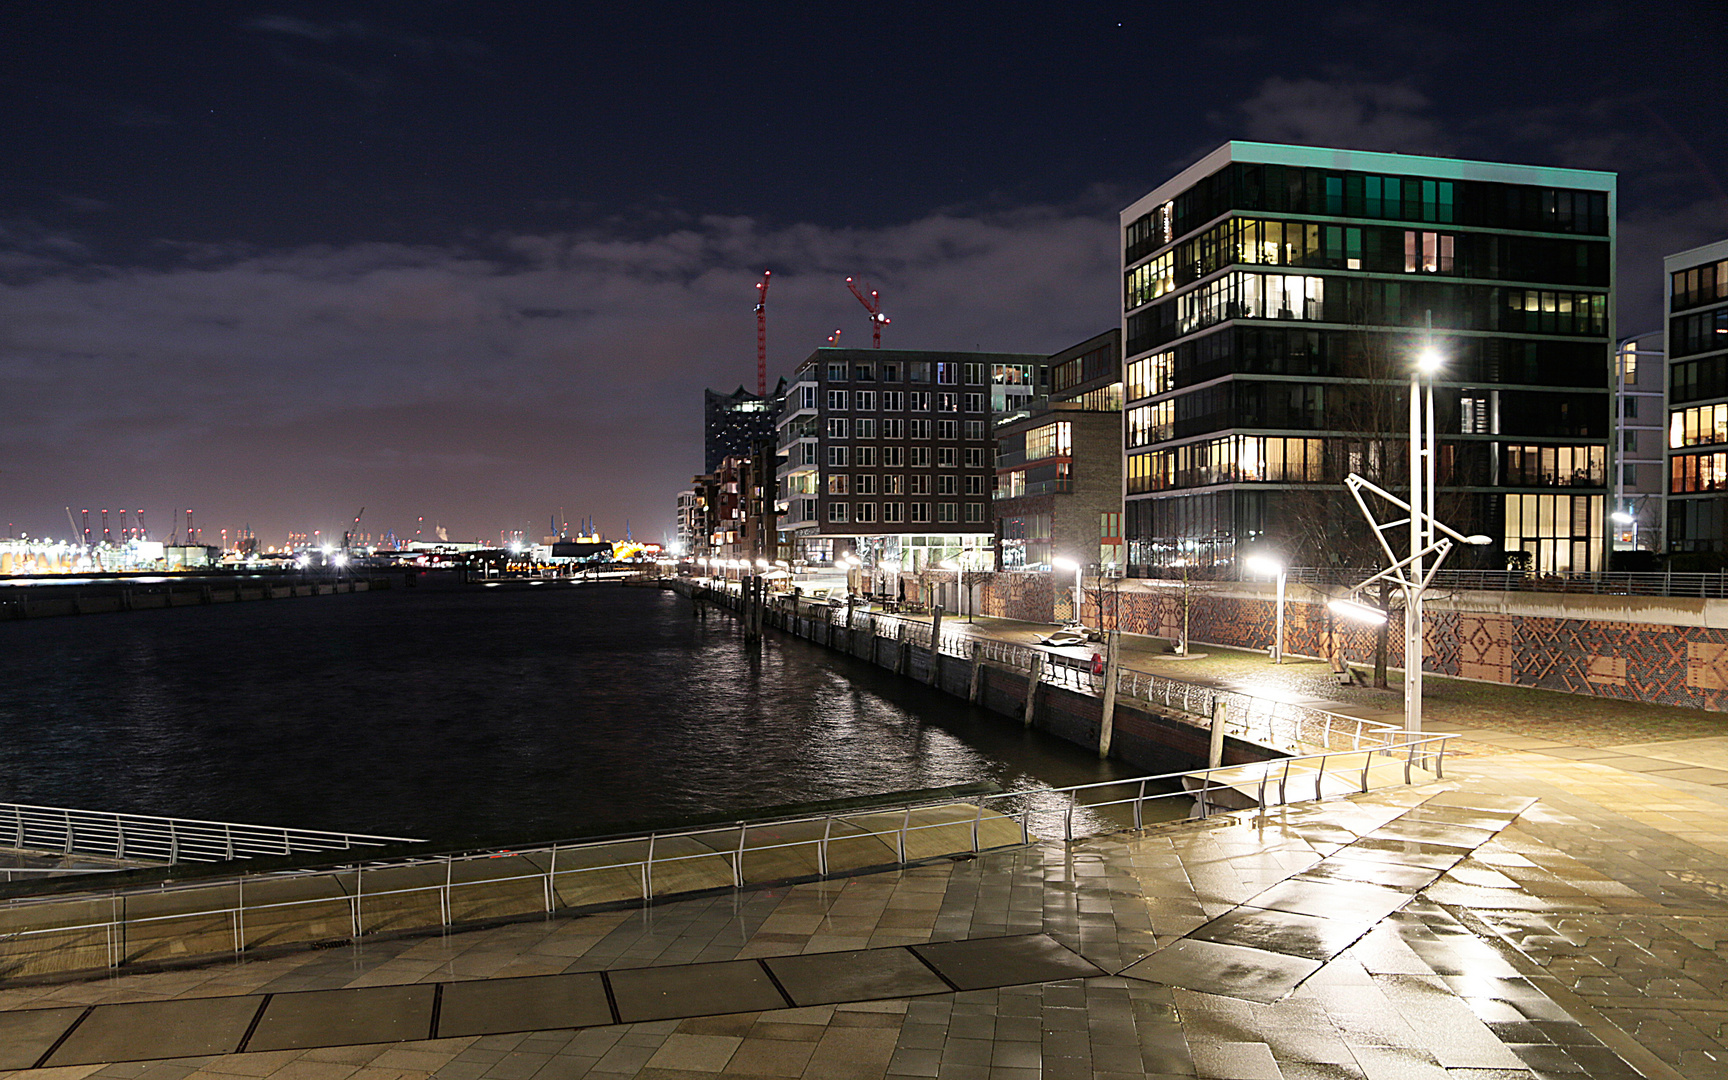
[3,3,1724,547]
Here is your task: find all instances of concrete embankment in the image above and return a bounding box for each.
[678,580,1283,778]
[0,574,396,621]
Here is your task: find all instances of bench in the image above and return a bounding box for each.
[1330,651,1355,686]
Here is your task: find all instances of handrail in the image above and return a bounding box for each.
[0,735,1452,980]
[1277,566,1728,599]
[0,803,421,865]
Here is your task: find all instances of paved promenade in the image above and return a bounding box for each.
[1,617,1725,1078]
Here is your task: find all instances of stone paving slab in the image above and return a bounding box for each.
[911,932,1102,991]
[245,982,434,1051]
[45,993,261,1065]
[1124,936,1323,1003]
[764,946,950,1005]
[0,1007,82,1070]
[607,957,788,1023]
[435,971,612,1037]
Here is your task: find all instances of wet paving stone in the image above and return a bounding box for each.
[1190,906,1376,962]
[1121,937,1323,1004]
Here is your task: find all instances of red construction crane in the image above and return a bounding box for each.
[845,277,890,348]
[754,270,771,396]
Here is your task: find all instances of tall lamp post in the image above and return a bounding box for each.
[1052,557,1082,627]
[1245,554,1286,663]
[1333,328,1490,736]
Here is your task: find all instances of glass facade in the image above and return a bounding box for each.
[1665,240,1728,555]
[1121,145,1615,576]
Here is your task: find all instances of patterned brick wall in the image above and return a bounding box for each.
[979,573,1728,712]
[980,571,1054,623]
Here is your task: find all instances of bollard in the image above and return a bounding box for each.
[1098,630,1121,759]
[968,640,985,703]
[1023,652,1044,727]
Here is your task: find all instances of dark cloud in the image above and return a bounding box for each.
[0,208,1116,544]
[1229,78,1454,156]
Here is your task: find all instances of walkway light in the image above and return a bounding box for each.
[1245,554,1287,664]
[1052,557,1082,627]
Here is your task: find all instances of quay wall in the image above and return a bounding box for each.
[977,575,1728,713]
[0,576,391,621]
[680,582,1278,776]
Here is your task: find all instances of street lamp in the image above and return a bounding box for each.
[1245,554,1286,663]
[1611,510,1637,552]
[1052,557,1082,627]
[939,558,973,622]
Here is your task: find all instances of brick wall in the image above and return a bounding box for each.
[977,574,1728,712]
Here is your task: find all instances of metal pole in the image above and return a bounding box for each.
[1407,317,1426,736]
[1273,569,1286,664]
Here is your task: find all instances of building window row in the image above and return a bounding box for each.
[1127,165,1607,265]
[1127,435,1328,493]
[822,360,994,385]
[1129,280,1603,352]
[1673,448,1728,494]
[1051,342,1117,392]
[1505,290,1608,337]
[1671,404,1728,449]
[1502,444,1605,487]
[823,389,988,413]
[823,502,988,525]
[1126,401,1172,448]
[823,417,987,440]
[1671,307,1728,360]
[1673,258,1728,312]
[1127,216,1605,305]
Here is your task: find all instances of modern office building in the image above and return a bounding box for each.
[1613,333,1666,554]
[704,381,786,474]
[1665,238,1728,556]
[994,329,1124,573]
[775,348,1045,578]
[1120,142,1616,576]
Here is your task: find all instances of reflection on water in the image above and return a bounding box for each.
[0,585,1185,846]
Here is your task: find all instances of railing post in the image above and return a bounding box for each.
[1405,741,1415,784]
[644,833,655,900]
[970,803,982,853]
[169,820,179,863]
[898,807,910,864]
[1435,739,1446,780]
[236,876,246,953]
[1360,755,1371,793]
[819,818,831,876]
[734,823,746,887]
[1134,780,1145,830]
[1279,759,1291,804]
[63,809,73,855]
[1064,800,1074,842]
[443,857,453,924]
[545,843,557,913]
[224,824,234,860]
[115,813,125,860]
[351,866,363,939]
[1316,756,1327,801]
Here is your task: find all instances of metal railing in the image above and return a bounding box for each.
[1284,566,1728,599]
[0,735,1451,979]
[0,803,422,865]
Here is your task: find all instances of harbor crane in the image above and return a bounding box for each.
[754,270,770,396]
[845,277,889,348]
[343,507,365,551]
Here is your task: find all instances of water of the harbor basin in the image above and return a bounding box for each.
[0,583,1185,847]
